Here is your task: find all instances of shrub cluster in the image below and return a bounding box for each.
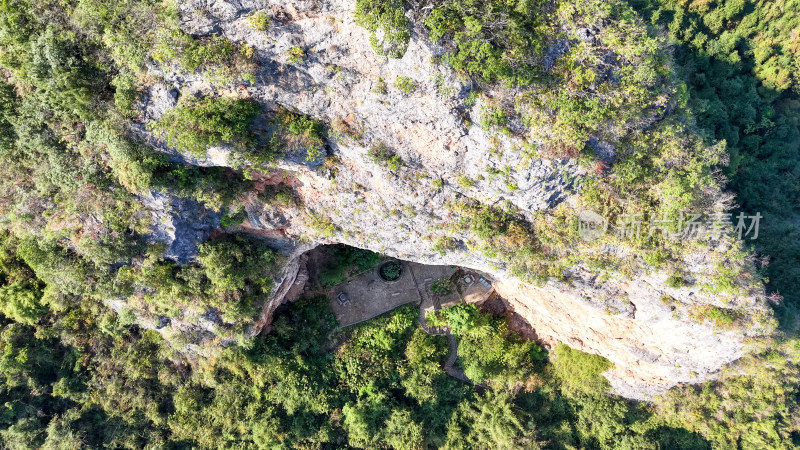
[354,0,411,58]
[366,142,402,172]
[150,96,261,157]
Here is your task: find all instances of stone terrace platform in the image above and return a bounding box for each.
[329,261,493,327]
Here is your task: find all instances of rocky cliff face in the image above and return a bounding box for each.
[494,277,754,399]
[135,0,776,399]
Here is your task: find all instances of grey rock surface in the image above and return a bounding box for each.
[128,0,776,400]
[140,191,221,263]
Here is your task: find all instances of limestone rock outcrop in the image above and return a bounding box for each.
[134,0,775,400]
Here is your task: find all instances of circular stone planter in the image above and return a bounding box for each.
[378,260,403,282]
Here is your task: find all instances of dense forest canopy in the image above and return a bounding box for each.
[0,0,799,448]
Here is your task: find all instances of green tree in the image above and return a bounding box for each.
[384,409,425,450]
[354,0,411,58]
[444,391,535,449]
[150,96,261,157]
[0,281,44,325]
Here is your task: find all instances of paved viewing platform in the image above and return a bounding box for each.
[329,261,493,327]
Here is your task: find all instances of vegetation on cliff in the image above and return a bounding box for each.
[150,96,261,157]
[0,0,798,447]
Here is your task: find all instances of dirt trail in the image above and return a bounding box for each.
[418,297,474,384]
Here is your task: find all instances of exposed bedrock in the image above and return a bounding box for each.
[137,0,775,400]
